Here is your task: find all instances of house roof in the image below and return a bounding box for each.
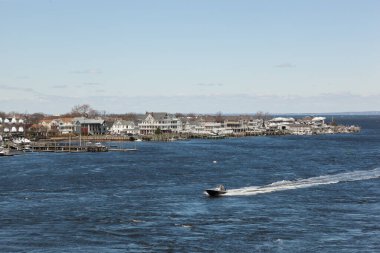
[114,120,135,125]
[270,117,295,122]
[60,117,74,123]
[312,117,326,121]
[148,112,169,121]
[74,117,105,124]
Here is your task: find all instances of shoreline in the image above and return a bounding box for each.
[39,126,360,143]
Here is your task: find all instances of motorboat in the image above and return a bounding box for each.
[205,185,227,197]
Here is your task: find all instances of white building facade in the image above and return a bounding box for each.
[138,113,182,135]
[110,120,139,135]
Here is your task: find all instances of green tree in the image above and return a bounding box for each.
[155,127,162,135]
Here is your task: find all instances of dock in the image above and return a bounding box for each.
[28,141,139,153]
[30,143,108,152]
[108,148,138,152]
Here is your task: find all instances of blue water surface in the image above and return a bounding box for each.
[1,116,380,252]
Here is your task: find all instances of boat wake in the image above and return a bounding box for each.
[225,168,380,197]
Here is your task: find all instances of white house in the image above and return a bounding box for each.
[287,124,313,135]
[268,117,296,130]
[138,112,182,135]
[181,120,207,134]
[224,119,249,133]
[248,119,264,130]
[111,120,139,135]
[312,117,326,126]
[55,118,75,134]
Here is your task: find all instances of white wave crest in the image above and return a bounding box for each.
[225,168,380,196]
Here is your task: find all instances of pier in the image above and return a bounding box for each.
[28,141,138,153]
[30,142,108,153]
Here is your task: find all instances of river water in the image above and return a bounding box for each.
[1,116,380,252]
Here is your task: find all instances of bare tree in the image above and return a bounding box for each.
[71,104,99,118]
[186,113,196,118]
[215,111,224,123]
[123,113,138,121]
[0,111,7,118]
[254,111,271,121]
[26,113,46,124]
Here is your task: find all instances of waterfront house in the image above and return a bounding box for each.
[27,124,48,139]
[268,117,295,130]
[204,122,223,133]
[38,117,57,131]
[223,115,251,133]
[74,117,106,135]
[110,120,139,135]
[287,124,313,135]
[311,117,326,127]
[248,119,264,130]
[181,119,206,134]
[138,112,182,135]
[54,117,75,135]
[0,116,26,138]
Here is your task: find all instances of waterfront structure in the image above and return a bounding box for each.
[38,118,57,131]
[0,116,26,140]
[7,112,359,140]
[182,120,207,134]
[311,117,326,126]
[224,119,249,133]
[73,117,106,135]
[55,117,76,135]
[268,117,296,130]
[248,119,264,129]
[110,120,139,135]
[287,124,313,135]
[138,112,182,135]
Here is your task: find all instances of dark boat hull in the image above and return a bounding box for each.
[205,189,227,197]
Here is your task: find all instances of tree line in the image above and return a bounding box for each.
[1,104,271,125]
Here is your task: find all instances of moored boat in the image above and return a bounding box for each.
[0,147,14,156]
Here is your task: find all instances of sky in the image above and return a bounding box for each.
[0,0,379,114]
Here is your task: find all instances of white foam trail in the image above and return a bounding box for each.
[225,168,380,196]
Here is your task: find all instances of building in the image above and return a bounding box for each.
[287,124,313,135]
[0,116,25,139]
[268,117,296,130]
[224,119,249,133]
[110,120,139,135]
[55,117,75,135]
[73,117,106,135]
[138,112,182,135]
[311,117,326,126]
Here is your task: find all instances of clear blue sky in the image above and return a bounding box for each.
[1,0,379,114]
